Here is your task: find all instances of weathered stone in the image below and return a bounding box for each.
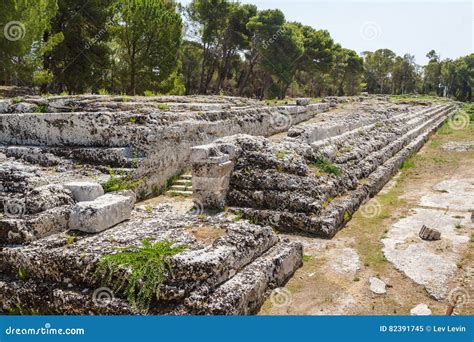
[419,225,441,241]
[369,277,386,294]
[410,304,432,316]
[64,181,104,202]
[296,98,310,106]
[191,102,455,237]
[68,193,135,233]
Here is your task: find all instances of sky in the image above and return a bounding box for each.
[180,0,473,65]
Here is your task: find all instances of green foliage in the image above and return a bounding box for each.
[401,156,416,170]
[18,267,29,280]
[275,150,289,159]
[96,239,187,309]
[46,0,112,94]
[113,0,183,95]
[311,158,341,176]
[0,0,59,85]
[102,169,143,193]
[343,211,350,222]
[66,233,77,245]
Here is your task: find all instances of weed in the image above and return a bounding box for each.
[303,255,312,263]
[18,267,29,280]
[66,233,77,245]
[98,88,109,95]
[275,150,289,160]
[343,211,350,222]
[310,158,341,176]
[35,104,47,113]
[102,169,143,193]
[96,239,186,310]
[158,103,170,110]
[144,205,153,214]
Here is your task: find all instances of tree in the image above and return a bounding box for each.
[46,0,113,93]
[113,0,183,95]
[391,54,418,94]
[188,0,232,94]
[247,10,304,99]
[0,0,58,85]
[363,49,396,93]
[423,49,442,95]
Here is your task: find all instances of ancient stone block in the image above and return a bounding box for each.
[68,193,135,233]
[419,225,441,241]
[296,98,310,106]
[64,181,104,202]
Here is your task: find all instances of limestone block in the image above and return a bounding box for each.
[192,161,234,178]
[410,304,432,316]
[419,225,441,241]
[296,98,310,106]
[64,181,104,202]
[68,193,134,233]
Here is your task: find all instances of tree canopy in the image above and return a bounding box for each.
[0,0,471,101]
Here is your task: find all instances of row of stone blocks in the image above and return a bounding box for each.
[0,206,303,314]
[189,103,457,238]
[0,180,135,245]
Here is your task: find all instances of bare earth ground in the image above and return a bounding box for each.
[259,118,474,316]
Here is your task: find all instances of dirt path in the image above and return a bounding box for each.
[259,118,474,316]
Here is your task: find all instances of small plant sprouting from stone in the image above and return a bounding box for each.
[18,267,29,280]
[311,158,341,176]
[232,210,243,222]
[343,211,350,223]
[158,103,170,110]
[454,222,462,229]
[275,150,288,160]
[102,169,143,193]
[144,205,153,214]
[35,104,47,113]
[96,239,187,310]
[66,233,77,245]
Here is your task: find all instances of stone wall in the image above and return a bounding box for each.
[0,96,328,194]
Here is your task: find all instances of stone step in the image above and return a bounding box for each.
[227,105,455,237]
[183,240,303,315]
[181,174,192,180]
[0,216,280,304]
[175,179,192,185]
[166,190,193,197]
[0,239,302,315]
[170,185,193,191]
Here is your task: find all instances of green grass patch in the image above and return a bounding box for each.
[102,169,143,193]
[310,158,341,176]
[96,239,186,310]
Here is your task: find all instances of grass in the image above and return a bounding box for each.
[158,103,170,110]
[96,239,186,310]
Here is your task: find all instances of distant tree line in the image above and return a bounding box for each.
[0,0,472,101]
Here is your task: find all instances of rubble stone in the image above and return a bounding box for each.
[64,181,104,202]
[69,193,135,233]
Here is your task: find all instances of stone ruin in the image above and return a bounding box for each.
[0,93,457,315]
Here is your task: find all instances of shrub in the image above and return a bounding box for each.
[96,239,186,310]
